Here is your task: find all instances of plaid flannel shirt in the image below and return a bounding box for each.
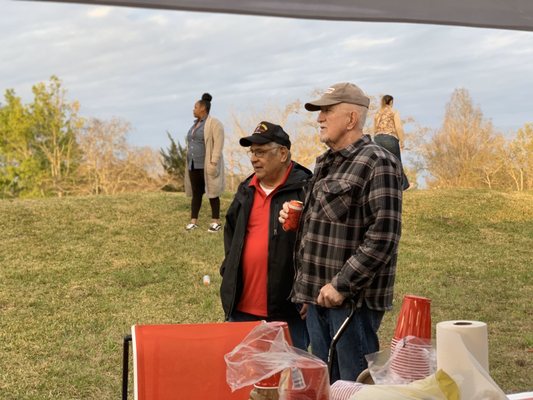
[291,135,402,311]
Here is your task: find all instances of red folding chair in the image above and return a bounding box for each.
[122,321,261,400]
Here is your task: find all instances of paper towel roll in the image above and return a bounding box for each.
[436,320,507,400]
[436,320,489,373]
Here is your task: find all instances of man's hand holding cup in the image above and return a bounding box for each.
[279,200,303,232]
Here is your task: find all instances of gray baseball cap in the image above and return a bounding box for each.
[305,82,370,111]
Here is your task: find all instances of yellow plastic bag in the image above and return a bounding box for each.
[353,370,459,400]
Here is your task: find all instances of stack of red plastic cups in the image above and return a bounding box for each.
[390,295,433,382]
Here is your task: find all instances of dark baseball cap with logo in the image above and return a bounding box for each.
[305,82,370,111]
[239,121,291,149]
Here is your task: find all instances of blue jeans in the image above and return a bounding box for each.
[306,303,384,383]
[229,309,309,351]
[373,134,410,190]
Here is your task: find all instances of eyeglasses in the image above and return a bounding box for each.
[247,145,282,158]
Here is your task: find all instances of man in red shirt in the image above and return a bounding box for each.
[220,121,312,349]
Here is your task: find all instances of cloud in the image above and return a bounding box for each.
[481,31,533,50]
[147,14,168,26]
[87,6,113,18]
[342,36,396,50]
[1,1,533,151]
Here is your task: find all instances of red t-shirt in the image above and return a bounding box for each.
[236,163,294,317]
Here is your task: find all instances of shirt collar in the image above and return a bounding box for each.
[249,161,294,195]
[338,134,370,157]
[317,134,371,163]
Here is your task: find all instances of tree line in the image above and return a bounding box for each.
[1,77,532,199]
[418,89,532,190]
[213,89,532,192]
[0,76,163,198]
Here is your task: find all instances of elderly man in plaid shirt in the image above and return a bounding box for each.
[279,82,403,382]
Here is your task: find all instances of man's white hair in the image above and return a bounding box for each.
[355,105,368,131]
[343,103,367,131]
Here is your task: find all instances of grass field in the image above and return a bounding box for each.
[0,189,532,399]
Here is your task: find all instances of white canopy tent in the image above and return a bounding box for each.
[26,0,533,32]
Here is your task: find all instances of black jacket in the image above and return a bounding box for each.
[220,162,312,320]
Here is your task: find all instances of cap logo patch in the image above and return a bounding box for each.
[325,87,336,94]
[254,123,269,134]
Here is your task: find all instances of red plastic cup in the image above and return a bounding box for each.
[255,373,282,389]
[393,295,432,341]
[390,337,432,381]
[283,200,303,232]
[282,358,329,400]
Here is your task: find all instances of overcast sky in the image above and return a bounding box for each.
[1,1,532,151]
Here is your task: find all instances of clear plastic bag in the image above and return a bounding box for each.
[364,332,507,400]
[365,335,437,385]
[225,322,330,400]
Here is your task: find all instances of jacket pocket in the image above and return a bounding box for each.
[318,179,353,222]
[206,162,218,177]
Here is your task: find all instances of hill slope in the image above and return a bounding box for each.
[0,190,531,398]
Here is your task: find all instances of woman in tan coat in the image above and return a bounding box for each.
[184,93,225,232]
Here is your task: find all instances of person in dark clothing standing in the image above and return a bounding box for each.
[219,121,312,350]
[184,92,225,232]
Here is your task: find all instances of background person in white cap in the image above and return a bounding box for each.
[220,121,312,350]
[279,82,403,381]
